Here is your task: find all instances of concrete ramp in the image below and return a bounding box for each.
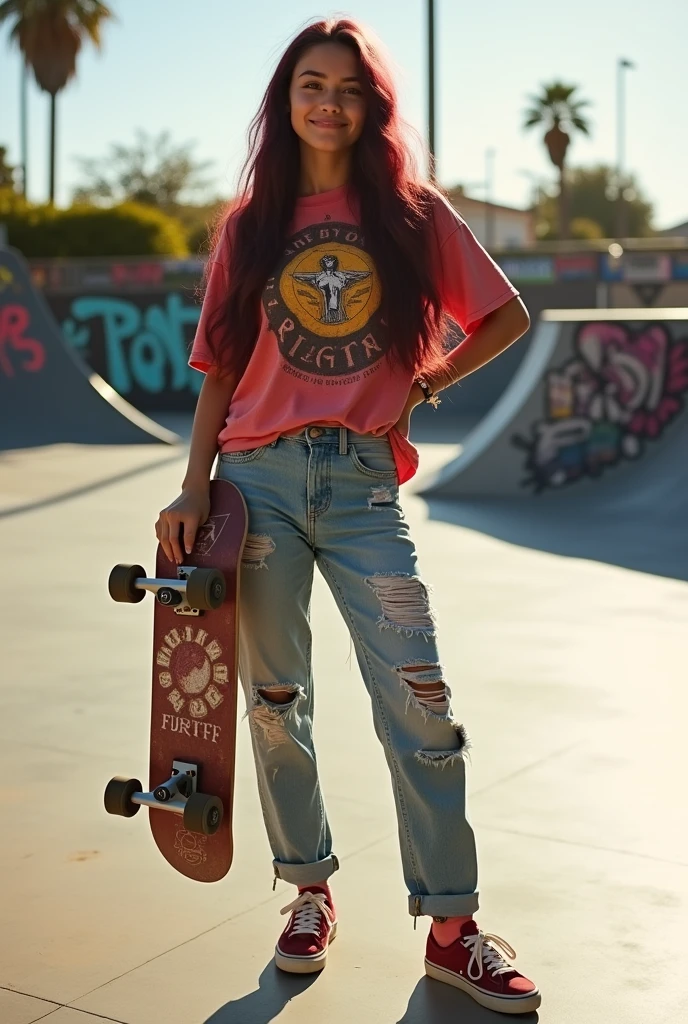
[0,247,180,450]
[420,310,688,502]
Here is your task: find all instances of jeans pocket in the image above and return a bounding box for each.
[219,445,268,464]
[348,440,398,478]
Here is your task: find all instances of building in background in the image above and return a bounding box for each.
[446,187,535,250]
[658,219,688,240]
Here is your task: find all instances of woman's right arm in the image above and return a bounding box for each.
[155,370,237,564]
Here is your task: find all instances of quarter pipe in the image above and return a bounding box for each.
[421,310,688,501]
[419,310,688,580]
[0,247,180,450]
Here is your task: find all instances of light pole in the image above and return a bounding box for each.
[616,57,636,239]
[518,169,542,245]
[427,0,436,181]
[484,148,496,249]
[20,59,29,198]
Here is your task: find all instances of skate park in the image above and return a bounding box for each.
[2,239,687,1024]
[1,0,687,1015]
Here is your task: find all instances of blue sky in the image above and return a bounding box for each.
[1,0,686,228]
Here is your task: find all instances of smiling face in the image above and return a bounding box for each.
[289,42,367,154]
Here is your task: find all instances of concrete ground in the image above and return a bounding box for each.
[1,437,686,1024]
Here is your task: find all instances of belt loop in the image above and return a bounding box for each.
[339,426,347,455]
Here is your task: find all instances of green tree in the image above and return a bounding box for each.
[0,145,17,189]
[73,130,215,210]
[536,165,654,240]
[173,199,226,255]
[0,0,114,204]
[523,82,592,239]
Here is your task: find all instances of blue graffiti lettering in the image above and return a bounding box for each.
[63,294,202,397]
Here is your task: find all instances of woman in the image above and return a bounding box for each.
[156,17,540,1015]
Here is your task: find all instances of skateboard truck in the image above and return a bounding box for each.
[108,563,226,616]
[153,761,197,804]
[104,761,224,836]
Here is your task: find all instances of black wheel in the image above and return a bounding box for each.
[183,793,223,835]
[104,776,142,817]
[108,564,146,603]
[185,568,226,611]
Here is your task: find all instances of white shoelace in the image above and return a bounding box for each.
[280,891,335,937]
[463,930,517,981]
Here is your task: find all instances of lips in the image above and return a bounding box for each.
[309,119,347,129]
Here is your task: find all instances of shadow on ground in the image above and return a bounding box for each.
[424,496,688,583]
[204,961,539,1024]
[204,963,318,1024]
[0,450,186,519]
[398,978,539,1024]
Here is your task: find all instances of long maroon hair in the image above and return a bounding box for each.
[204,18,449,379]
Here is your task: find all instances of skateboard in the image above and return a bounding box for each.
[104,479,248,882]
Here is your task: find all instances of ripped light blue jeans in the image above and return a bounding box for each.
[216,426,478,922]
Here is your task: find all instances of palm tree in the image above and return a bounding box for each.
[0,0,113,205]
[523,82,591,239]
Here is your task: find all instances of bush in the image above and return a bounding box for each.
[570,216,604,240]
[0,194,189,257]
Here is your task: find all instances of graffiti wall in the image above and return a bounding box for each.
[513,321,688,492]
[47,291,203,412]
[29,245,688,415]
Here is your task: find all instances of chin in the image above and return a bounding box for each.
[302,134,351,154]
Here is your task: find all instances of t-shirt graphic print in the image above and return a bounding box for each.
[264,221,385,378]
[190,183,520,484]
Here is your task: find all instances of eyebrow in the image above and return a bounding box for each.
[298,69,361,82]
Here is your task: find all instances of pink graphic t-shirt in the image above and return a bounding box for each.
[189,185,518,484]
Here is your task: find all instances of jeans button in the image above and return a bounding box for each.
[309,427,322,438]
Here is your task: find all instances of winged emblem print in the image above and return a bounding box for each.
[293,254,371,325]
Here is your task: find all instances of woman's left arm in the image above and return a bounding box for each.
[432,295,530,394]
[397,297,530,429]
[395,201,531,430]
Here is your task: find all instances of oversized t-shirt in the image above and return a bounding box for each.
[189,184,518,484]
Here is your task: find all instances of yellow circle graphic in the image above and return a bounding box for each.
[280,243,381,339]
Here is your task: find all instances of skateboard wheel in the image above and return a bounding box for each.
[104,776,142,817]
[185,568,226,611]
[108,564,146,603]
[183,793,223,835]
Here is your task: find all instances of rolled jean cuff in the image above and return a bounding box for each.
[408,891,480,918]
[273,853,339,887]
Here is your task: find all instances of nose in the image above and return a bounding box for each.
[319,90,342,114]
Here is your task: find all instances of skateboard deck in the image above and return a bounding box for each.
[150,479,247,881]
[106,478,247,882]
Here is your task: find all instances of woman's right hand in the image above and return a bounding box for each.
[155,486,211,564]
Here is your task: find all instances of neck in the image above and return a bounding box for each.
[298,143,352,196]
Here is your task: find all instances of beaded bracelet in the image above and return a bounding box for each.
[415,376,441,408]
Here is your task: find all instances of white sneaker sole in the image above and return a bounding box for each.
[425,958,542,1014]
[275,922,338,974]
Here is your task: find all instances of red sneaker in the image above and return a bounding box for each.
[425,920,541,1014]
[275,886,337,974]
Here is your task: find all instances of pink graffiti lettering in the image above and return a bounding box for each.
[0,304,45,377]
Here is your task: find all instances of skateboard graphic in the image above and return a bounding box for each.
[104,479,248,882]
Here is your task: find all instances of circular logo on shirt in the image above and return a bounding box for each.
[262,221,388,377]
